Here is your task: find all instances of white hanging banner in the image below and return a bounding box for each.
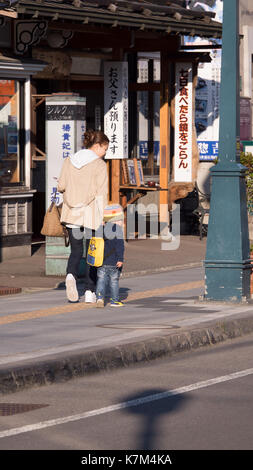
[45,95,86,209]
[195,56,221,161]
[174,63,193,182]
[104,61,128,159]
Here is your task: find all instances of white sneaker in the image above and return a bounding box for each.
[65,274,79,303]
[85,290,96,303]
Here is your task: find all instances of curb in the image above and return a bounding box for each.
[120,262,202,279]
[1,313,253,395]
[0,286,22,296]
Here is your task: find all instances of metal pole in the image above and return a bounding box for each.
[204,0,251,302]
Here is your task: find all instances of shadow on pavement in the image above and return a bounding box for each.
[121,388,189,450]
[54,281,130,301]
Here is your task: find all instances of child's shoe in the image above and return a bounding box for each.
[85,290,96,303]
[110,300,124,307]
[96,297,104,308]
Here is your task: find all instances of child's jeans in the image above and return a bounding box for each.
[96,265,120,302]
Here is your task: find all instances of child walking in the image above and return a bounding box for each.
[96,204,125,307]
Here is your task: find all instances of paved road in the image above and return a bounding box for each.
[0,332,253,452]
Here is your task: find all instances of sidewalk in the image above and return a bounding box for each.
[0,235,206,290]
[1,235,253,396]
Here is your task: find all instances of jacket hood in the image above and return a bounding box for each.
[70,149,99,169]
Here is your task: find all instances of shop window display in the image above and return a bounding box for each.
[0,79,23,185]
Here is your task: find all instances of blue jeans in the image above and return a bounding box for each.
[96,265,120,302]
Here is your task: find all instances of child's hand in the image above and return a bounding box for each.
[116,261,123,268]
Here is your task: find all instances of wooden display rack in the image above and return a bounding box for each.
[118,158,163,238]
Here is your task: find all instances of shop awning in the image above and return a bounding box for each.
[0,52,47,76]
[4,0,222,39]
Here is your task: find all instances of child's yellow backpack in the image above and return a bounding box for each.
[86,237,104,267]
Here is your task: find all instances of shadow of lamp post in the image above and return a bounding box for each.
[204,0,251,302]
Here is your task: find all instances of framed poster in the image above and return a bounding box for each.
[127,159,137,185]
[137,160,144,185]
[134,158,144,186]
[121,160,129,185]
[7,132,18,154]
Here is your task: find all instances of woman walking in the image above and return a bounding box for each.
[57,129,109,303]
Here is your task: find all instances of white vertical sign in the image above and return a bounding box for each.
[138,59,148,159]
[76,118,86,152]
[174,63,193,182]
[104,62,128,159]
[46,96,86,209]
[195,57,221,161]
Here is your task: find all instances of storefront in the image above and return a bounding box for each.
[0,1,222,260]
[0,42,46,258]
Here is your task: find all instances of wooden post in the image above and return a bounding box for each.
[128,53,138,158]
[111,160,121,203]
[147,59,154,175]
[30,80,37,169]
[159,52,170,234]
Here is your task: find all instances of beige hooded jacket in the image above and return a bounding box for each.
[57,150,108,230]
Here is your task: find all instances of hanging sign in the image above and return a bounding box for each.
[45,95,86,209]
[104,61,128,159]
[195,57,221,161]
[240,97,252,141]
[174,63,193,182]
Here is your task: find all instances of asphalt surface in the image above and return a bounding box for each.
[0,236,253,395]
[1,334,253,450]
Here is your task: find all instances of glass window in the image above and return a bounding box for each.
[137,59,160,176]
[0,79,24,185]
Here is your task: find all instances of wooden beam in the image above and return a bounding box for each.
[126,35,180,53]
[128,52,138,159]
[129,83,160,92]
[147,59,154,175]
[0,9,17,18]
[159,52,170,235]
[111,159,121,203]
[70,74,103,81]
[46,22,181,52]
[30,81,37,169]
